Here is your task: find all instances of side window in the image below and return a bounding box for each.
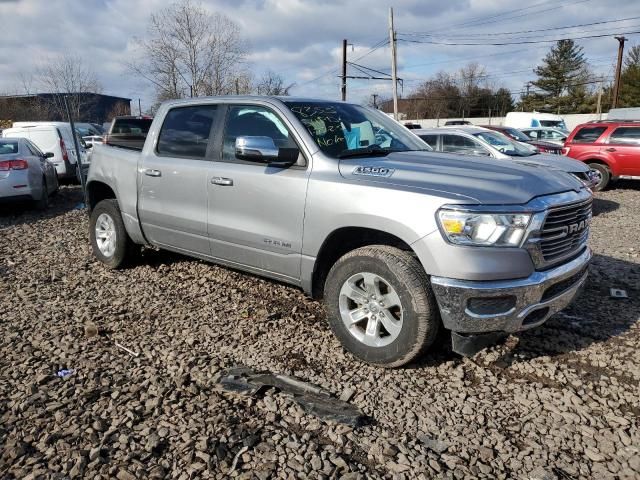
[609,127,640,145]
[571,127,607,144]
[526,130,538,139]
[157,105,217,158]
[25,141,39,156]
[222,105,298,162]
[442,134,482,155]
[419,134,438,149]
[551,131,565,140]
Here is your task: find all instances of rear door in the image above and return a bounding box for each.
[206,103,310,281]
[605,126,640,175]
[138,104,221,255]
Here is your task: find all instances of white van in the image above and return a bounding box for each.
[504,112,568,132]
[2,122,86,179]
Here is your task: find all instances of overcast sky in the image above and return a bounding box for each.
[0,0,638,111]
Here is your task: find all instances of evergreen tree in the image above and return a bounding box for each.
[531,39,587,113]
[619,45,640,107]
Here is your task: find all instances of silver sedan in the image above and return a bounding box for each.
[0,137,59,209]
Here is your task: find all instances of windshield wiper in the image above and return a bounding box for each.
[337,146,392,159]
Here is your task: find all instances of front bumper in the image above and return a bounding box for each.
[431,247,591,334]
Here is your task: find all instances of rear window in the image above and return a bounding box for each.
[111,118,152,135]
[0,140,19,154]
[571,127,607,144]
[419,134,438,148]
[157,105,217,158]
[609,126,640,145]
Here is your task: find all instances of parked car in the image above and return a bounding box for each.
[0,137,58,209]
[444,120,472,126]
[562,120,640,190]
[480,125,562,154]
[505,112,568,132]
[414,126,596,188]
[520,127,568,146]
[3,122,86,179]
[75,123,103,137]
[86,96,592,367]
[104,116,153,150]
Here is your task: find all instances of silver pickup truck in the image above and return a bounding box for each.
[86,96,592,367]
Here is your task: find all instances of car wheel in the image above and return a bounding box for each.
[588,163,610,191]
[89,199,135,269]
[34,178,49,210]
[324,245,440,367]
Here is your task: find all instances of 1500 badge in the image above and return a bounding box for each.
[353,166,395,177]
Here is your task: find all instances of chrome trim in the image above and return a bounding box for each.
[431,247,591,334]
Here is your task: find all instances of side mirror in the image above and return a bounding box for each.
[85,143,93,149]
[43,152,54,158]
[235,136,298,166]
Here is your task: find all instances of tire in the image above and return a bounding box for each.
[89,199,135,269]
[34,178,49,210]
[324,245,440,367]
[587,163,610,191]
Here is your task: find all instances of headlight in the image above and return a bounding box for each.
[438,209,531,247]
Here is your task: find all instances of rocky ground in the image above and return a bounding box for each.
[1,184,638,480]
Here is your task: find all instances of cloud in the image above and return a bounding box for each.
[0,0,638,109]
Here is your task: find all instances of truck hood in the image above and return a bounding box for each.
[509,153,590,173]
[338,151,585,205]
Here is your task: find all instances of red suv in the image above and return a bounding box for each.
[562,121,640,190]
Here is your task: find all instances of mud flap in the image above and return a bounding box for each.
[451,331,509,357]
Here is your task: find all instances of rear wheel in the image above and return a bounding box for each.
[89,199,135,269]
[324,246,440,367]
[34,178,49,210]
[587,163,610,191]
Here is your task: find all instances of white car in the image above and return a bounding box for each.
[520,127,568,146]
[3,122,87,179]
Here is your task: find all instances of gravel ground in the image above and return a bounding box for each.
[1,184,639,480]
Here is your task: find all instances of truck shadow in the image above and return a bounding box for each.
[492,253,639,365]
[591,197,618,217]
[0,186,85,229]
[609,179,640,191]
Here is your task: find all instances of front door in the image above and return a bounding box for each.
[606,126,640,175]
[207,104,311,282]
[138,104,220,255]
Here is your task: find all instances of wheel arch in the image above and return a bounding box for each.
[87,180,117,212]
[309,226,418,299]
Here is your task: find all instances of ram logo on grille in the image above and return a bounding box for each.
[567,218,590,234]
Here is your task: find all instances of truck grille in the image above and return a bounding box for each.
[540,199,592,262]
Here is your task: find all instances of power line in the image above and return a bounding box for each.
[398,29,640,46]
[401,15,640,38]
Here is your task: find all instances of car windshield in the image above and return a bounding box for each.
[0,140,19,155]
[473,131,534,157]
[504,128,530,142]
[284,101,431,158]
[540,120,567,131]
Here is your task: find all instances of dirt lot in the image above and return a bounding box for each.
[1,184,638,479]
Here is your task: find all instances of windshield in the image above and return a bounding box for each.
[473,131,534,157]
[540,120,567,131]
[284,101,431,158]
[0,140,19,154]
[504,128,530,142]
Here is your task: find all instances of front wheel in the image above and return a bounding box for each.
[587,163,610,191]
[324,246,440,367]
[89,199,135,269]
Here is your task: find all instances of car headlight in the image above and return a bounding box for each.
[437,209,531,247]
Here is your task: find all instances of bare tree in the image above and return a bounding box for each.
[37,54,103,120]
[130,0,248,101]
[254,70,294,96]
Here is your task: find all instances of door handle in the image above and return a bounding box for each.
[211,176,234,186]
[605,147,616,152]
[143,168,162,177]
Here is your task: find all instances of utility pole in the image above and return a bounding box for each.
[612,36,627,108]
[596,76,604,119]
[372,93,379,109]
[341,39,348,101]
[138,98,142,116]
[389,7,399,120]
[525,82,531,112]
